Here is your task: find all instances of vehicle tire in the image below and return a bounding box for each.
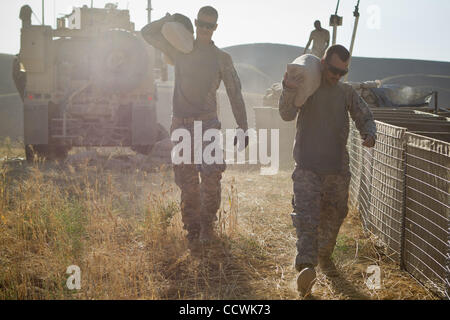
[131,124,168,155]
[130,144,154,155]
[51,145,70,161]
[25,144,70,162]
[157,123,169,141]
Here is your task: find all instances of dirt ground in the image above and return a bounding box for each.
[0,146,439,300]
[222,168,437,300]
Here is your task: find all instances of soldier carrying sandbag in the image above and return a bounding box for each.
[279,45,377,298]
[141,6,248,246]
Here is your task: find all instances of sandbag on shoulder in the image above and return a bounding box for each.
[162,13,194,54]
[286,54,321,107]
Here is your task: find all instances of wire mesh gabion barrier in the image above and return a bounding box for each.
[349,121,407,263]
[347,119,450,299]
[403,133,449,298]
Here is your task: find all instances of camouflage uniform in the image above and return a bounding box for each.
[142,15,247,237]
[279,80,376,269]
[170,117,226,235]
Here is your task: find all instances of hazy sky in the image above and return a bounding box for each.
[1,0,449,62]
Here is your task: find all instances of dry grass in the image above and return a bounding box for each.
[0,142,439,300]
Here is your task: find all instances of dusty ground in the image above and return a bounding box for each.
[221,169,437,300]
[0,144,438,300]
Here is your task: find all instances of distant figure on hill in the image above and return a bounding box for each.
[304,20,330,58]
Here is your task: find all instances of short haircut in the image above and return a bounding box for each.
[314,20,321,28]
[324,44,350,62]
[198,6,218,22]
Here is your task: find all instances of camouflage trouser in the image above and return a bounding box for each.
[291,167,351,269]
[171,118,226,233]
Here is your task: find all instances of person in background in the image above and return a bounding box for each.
[304,20,330,58]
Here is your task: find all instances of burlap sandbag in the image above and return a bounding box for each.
[162,21,194,54]
[286,54,321,107]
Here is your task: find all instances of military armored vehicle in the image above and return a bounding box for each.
[13,3,168,162]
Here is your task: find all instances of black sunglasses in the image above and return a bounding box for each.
[196,19,216,30]
[326,62,348,77]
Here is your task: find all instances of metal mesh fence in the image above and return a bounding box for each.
[404,133,450,298]
[370,108,450,143]
[349,121,407,263]
[348,119,450,299]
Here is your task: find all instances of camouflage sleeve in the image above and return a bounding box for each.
[141,14,178,63]
[220,52,248,131]
[345,84,377,139]
[278,82,299,121]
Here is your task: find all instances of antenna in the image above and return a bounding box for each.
[147,0,152,23]
[91,1,94,8]
[344,0,361,81]
[42,0,45,25]
[31,9,42,25]
[349,0,360,55]
[335,0,340,15]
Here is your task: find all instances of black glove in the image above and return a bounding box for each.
[233,128,249,149]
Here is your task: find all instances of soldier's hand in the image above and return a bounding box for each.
[362,134,376,148]
[233,128,249,150]
[283,72,303,90]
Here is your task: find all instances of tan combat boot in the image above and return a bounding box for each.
[186,229,200,243]
[199,223,217,244]
[297,266,316,298]
[318,256,339,277]
[185,223,201,250]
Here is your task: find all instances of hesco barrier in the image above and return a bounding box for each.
[253,102,450,298]
[349,121,407,263]
[370,108,450,143]
[404,133,449,298]
[348,120,450,299]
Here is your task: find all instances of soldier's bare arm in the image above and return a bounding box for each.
[279,72,300,121]
[346,85,377,147]
[324,31,330,50]
[220,52,248,131]
[304,33,313,54]
[141,14,178,63]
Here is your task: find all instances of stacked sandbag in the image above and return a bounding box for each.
[286,54,321,107]
[347,80,381,108]
[263,82,282,107]
[347,80,381,91]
